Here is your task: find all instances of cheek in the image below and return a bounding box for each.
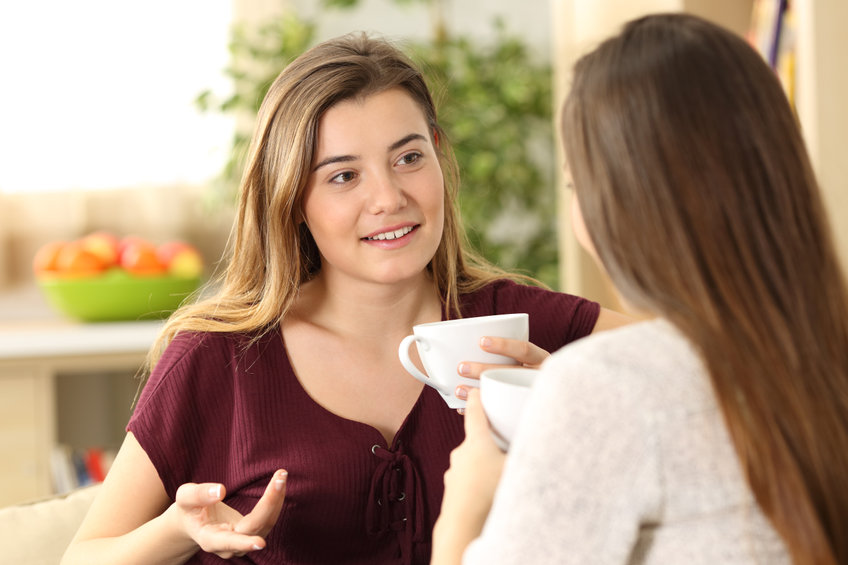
[301,192,342,250]
[303,186,352,229]
[430,182,447,239]
[428,170,446,215]
[570,192,596,257]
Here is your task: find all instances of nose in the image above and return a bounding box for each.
[367,169,407,215]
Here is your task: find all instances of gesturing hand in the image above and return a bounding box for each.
[171,469,287,559]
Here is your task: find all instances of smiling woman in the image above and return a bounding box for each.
[0,0,233,194]
[303,88,445,285]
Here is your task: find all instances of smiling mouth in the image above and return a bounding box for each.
[363,225,417,241]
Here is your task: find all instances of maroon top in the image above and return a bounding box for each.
[128,280,599,564]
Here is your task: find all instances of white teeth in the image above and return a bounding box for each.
[367,226,413,241]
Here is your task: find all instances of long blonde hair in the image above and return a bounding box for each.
[145,33,513,373]
[563,14,848,564]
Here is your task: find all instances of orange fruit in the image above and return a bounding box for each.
[55,241,108,277]
[32,241,67,276]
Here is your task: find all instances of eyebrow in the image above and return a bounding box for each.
[312,132,428,172]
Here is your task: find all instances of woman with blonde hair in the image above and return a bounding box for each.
[62,33,625,564]
[433,13,848,565]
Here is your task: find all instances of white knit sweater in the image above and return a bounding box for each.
[463,319,790,564]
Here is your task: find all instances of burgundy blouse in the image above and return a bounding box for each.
[128,280,599,564]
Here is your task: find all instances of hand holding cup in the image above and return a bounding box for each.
[397,313,529,408]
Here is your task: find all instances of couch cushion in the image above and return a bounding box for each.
[0,484,100,564]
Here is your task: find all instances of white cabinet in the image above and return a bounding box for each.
[0,364,53,504]
[0,321,160,506]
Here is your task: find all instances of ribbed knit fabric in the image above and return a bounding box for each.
[128,279,599,564]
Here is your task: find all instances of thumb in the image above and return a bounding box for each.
[176,482,226,510]
[235,469,288,536]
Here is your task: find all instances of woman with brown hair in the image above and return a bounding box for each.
[433,13,848,565]
[61,33,626,564]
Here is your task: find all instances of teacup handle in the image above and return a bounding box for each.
[398,335,441,388]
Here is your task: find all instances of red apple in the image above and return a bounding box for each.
[119,239,167,276]
[80,231,120,268]
[33,241,67,276]
[157,241,204,278]
[155,240,191,264]
[117,235,149,265]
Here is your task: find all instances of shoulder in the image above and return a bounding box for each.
[154,329,243,374]
[545,318,698,371]
[139,328,280,405]
[461,279,593,311]
[159,327,279,366]
[461,279,600,346]
[539,319,708,412]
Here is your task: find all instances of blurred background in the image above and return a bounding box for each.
[1,0,846,305]
[0,0,845,506]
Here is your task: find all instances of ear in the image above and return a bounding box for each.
[295,207,307,226]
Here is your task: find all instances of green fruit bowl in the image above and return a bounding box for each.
[37,269,202,322]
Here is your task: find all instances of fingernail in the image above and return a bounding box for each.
[458,363,470,376]
[208,485,221,499]
[458,408,465,415]
[275,470,288,491]
[480,337,492,349]
[252,544,264,551]
[455,386,468,400]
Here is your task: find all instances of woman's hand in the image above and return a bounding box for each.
[432,389,506,564]
[455,337,549,406]
[168,469,288,559]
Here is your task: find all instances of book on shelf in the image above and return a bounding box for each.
[50,445,117,494]
[747,0,796,106]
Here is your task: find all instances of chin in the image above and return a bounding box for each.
[372,263,432,286]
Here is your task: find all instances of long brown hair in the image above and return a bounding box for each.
[145,33,512,372]
[562,13,848,564]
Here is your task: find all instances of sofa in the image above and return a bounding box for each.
[0,484,100,564]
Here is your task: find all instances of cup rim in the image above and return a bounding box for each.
[481,367,540,388]
[413,312,528,330]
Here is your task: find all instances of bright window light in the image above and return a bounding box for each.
[0,1,234,194]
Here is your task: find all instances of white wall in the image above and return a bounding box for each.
[239,0,552,58]
[796,0,848,262]
[0,1,234,195]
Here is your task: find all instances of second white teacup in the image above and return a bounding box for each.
[398,313,529,408]
[480,367,542,451]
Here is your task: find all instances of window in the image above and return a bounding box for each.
[0,1,233,193]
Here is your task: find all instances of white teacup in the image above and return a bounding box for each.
[398,313,529,408]
[480,367,541,451]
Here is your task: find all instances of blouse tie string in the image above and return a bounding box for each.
[367,442,425,563]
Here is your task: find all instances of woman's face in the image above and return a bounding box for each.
[302,88,445,287]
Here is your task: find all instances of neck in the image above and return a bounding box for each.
[294,271,443,340]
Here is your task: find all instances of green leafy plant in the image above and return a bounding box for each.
[195,12,315,203]
[409,22,557,286]
[197,2,558,286]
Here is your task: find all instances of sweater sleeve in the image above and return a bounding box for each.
[462,336,663,564]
